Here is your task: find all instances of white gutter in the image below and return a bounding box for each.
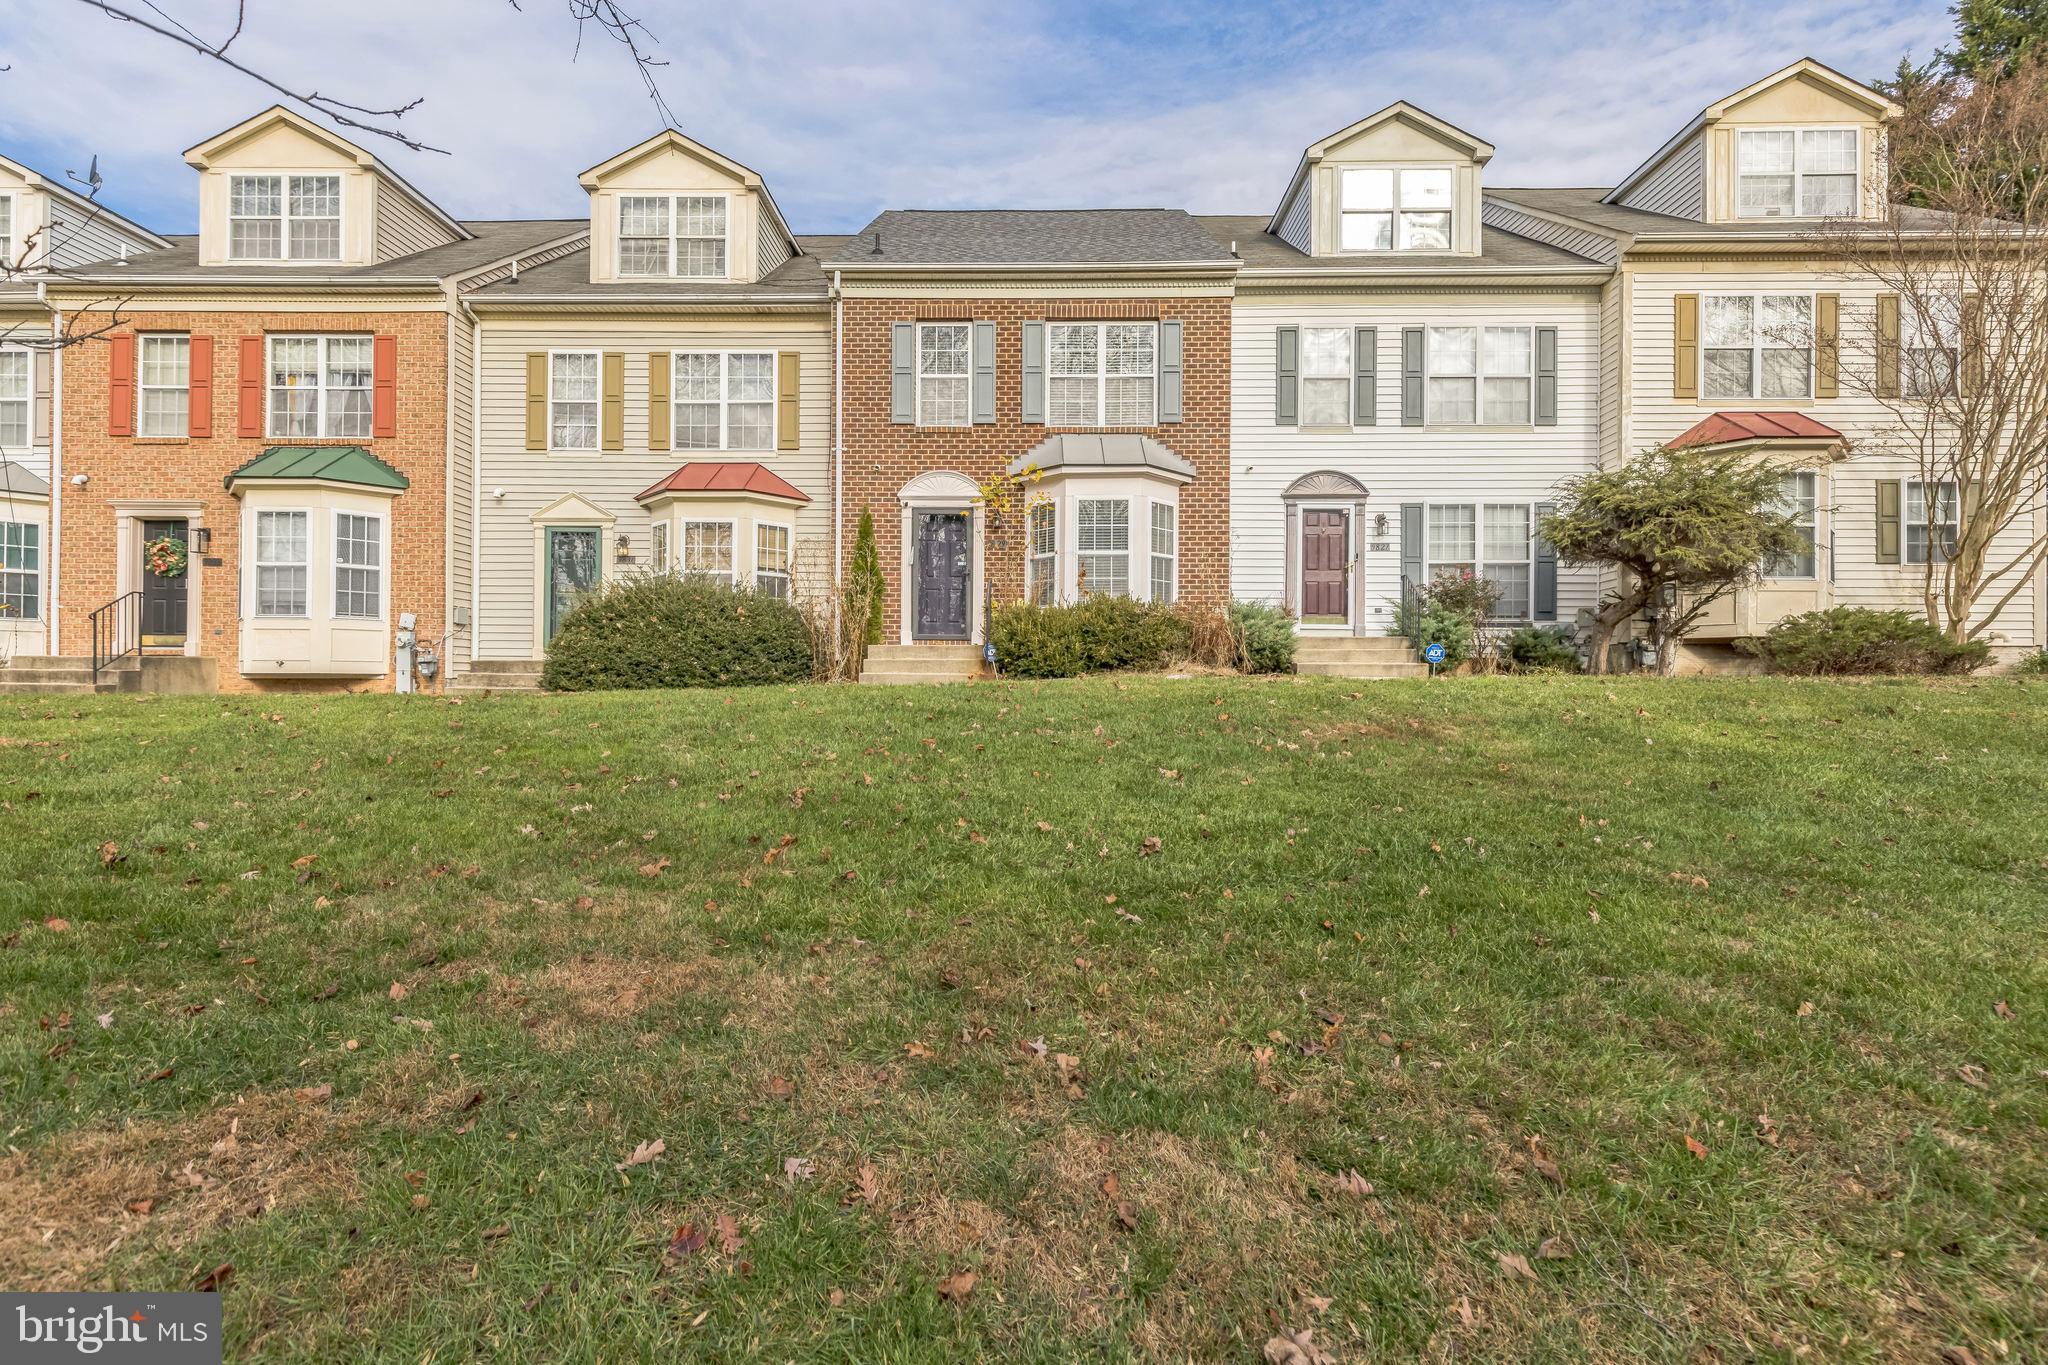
[839,260,1239,274]
[831,268,844,631]
[459,296,483,665]
[42,281,60,656]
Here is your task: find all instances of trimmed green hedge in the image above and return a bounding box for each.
[989,597,1193,678]
[1741,607,1990,676]
[541,575,814,691]
[1227,601,1297,674]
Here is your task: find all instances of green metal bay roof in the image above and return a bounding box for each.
[225,446,410,492]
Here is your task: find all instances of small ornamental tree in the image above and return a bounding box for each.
[1542,446,1809,674]
[846,509,885,647]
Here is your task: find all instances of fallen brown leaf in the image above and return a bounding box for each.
[1684,1134,1709,1160]
[1263,1326,1336,1364]
[1496,1250,1538,1282]
[714,1212,744,1255]
[193,1262,233,1292]
[1535,1235,1570,1260]
[615,1138,665,1172]
[936,1270,978,1302]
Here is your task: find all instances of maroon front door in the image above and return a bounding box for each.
[1301,510,1350,622]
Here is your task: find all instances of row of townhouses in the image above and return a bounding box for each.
[0,58,2036,693]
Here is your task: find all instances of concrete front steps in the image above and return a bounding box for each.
[0,655,140,695]
[859,644,985,685]
[1293,635,1430,680]
[446,659,545,697]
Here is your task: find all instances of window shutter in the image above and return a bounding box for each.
[238,336,264,439]
[372,334,397,438]
[1020,321,1045,424]
[647,352,671,452]
[1814,294,1839,399]
[1400,327,1424,427]
[1960,293,1983,395]
[1353,326,1376,426]
[31,350,51,445]
[1274,325,1298,426]
[1673,294,1699,399]
[1963,478,1984,529]
[890,322,914,425]
[1157,319,1183,424]
[1534,326,1558,426]
[1399,503,1424,606]
[524,353,547,451]
[187,335,213,439]
[1533,501,1557,621]
[972,322,997,424]
[1876,479,1901,564]
[600,352,624,452]
[777,350,801,451]
[1875,294,1902,398]
[107,332,135,436]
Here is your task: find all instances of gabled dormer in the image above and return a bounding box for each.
[1606,59,1901,224]
[183,107,470,268]
[1268,102,1493,258]
[578,130,801,286]
[0,152,167,272]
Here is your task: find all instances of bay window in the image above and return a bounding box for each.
[1300,327,1351,425]
[618,194,727,278]
[333,512,383,618]
[1076,498,1130,597]
[138,335,190,438]
[270,335,372,439]
[0,349,26,448]
[1150,502,1178,604]
[1769,472,1818,578]
[1049,323,1156,426]
[755,523,791,598]
[255,510,309,616]
[1027,502,1056,605]
[917,323,971,427]
[1703,294,1812,400]
[0,521,38,620]
[1341,166,1453,250]
[681,520,735,581]
[549,351,598,450]
[1426,325,1533,425]
[675,352,774,450]
[1905,480,1957,564]
[1737,129,1859,219]
[650,521,670,572]
[229,174,341,260]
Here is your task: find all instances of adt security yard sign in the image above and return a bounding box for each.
[1422,642,1447,671]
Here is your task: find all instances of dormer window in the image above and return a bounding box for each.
[617,194,728,278]
[1341,167,1453,250]
[0,194,13,267]
[1736,130,1858,219]
[229,174,342,260]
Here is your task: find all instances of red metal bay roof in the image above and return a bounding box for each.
[1668,411,1845,449]
[635,461,810,503]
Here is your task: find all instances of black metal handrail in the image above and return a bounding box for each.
[90,591,142,682]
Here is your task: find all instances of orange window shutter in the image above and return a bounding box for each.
[372,334,398,438]
[187,335,214,438]
[107,333,135,436]
[238,336,265,438]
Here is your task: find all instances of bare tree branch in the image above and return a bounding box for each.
[565,0,678,128]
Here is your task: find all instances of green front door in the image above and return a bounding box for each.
[544,527,601,643]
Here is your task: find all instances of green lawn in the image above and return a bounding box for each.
[2,676,2044,1361]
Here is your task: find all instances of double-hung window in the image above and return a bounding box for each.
[675,352,774,450]
[1904,299,1961,399]
[617,194,727,278]
[0,195,13,267]
[549,351,599,450]
[0,521,39,620]
[1026,502,1056,605]
[1425,502,1536,620]
[1906,480,1958,564]
[1341,167,1453,251]
[649,521,670,572]
[1426,326,1533,425]
[229,174,341,260]
[1736,130,1859,219]
[1769,472,1818,578]
[138,335,190,438]
[1300,327,1352,425]
[681,520,735,581]
[1150,503,1178,604]
[255,509,309,617]
[334,512,382,618]
[1703,294,1812,400]
[916,323,971,427]
[1048,323,1156,426]
[755,523,791,598]
[1076,498,1130,597]
[269,335,372,439]
[0,348,27,448]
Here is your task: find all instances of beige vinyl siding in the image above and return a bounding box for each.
[460,237,590,291]
[374,179,461,262]
[1616,135,1705,220]
[42,195,161,268]
[1229,290,1603,630]
[1275,183,1313,254]
[1480,199,1618,265]
[448,310,476,655]
[1626,266,2037,648]
[755,213,794,277]
[473,313,831,659]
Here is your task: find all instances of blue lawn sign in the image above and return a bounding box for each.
[1422,642,1447,665]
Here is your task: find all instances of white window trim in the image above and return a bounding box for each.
[649,519,670,573]
[1149,499,1178,604]
[253,507,312,620]
[1701,293,1816,402]
[1422,500,1537,622]
[1025,501,1058,606]
[136,333,190,440]
[1766,471,1819,581]
[0,192,15,269]
[1074,495,1135,598]
[616,191,731,280]
[1734,127,1861,221]
[1338,164,1457,253]
[679,517,740,585]
[548,348,601,454]
[753,519,793,596]
[1905,478,1959,566]
[672,350,778,453]
[0,518,40,621]
[915,322,973,428]
[331,509,387,620]
[267,333,374,440]
[0,345,29,452]
[1299,326,1353,428]
[227,172,345,264]
[1423,325,1535,427]
[1047,322,1158,428]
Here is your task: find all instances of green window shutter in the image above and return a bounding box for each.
[1534,327,1558,426]
[1158,319,1183,423]
[1876,479,1901,564]
[890,323,914,425]
[1353,326,1376,426]
[972,322,996,425]
[1401,327,1424,427]
[1400,502,1425,604]
[1876,294,1901,398]
[1815,294,1840,398]
[600,352,624,452]
[1021,321,1045,424]
[1274,325,1298,425]
[1533,501,1558,621]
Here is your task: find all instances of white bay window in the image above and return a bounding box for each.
[255,509,309,617]
[333,512,382,618]
[755,523,791,598]
[1027,502,1056,605]
[1076,498,1130,597]
[1768,472,1818,579]
[681,519,736,581]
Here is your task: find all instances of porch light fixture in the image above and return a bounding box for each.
[193,527,213,553]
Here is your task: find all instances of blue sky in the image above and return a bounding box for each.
[0,0,1955,236]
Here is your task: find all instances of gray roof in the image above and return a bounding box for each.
[0,461,51,499]
[1485,187,1960,238]
[469,235,846,300]
[832,210,1237,267]
[58,220,588,285]
[1009,434,1196,480]
[1196,215,1608,272]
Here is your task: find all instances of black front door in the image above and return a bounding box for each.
[140,518,189,644]
[912,511,971,641]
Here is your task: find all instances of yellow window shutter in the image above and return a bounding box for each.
[1961,293,1983,395]
[1815,294,1839,398]
[601,352,625,452]
[777,351,800,451]
[525,353,547,451]
[1876,294,1901,398]
[1876,479,1901,564]
[1673,294,1698,399]
[648,352,671,453]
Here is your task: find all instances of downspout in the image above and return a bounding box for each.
[831,268,845,632]
[458,295,482,665]
[42,281,60,656]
